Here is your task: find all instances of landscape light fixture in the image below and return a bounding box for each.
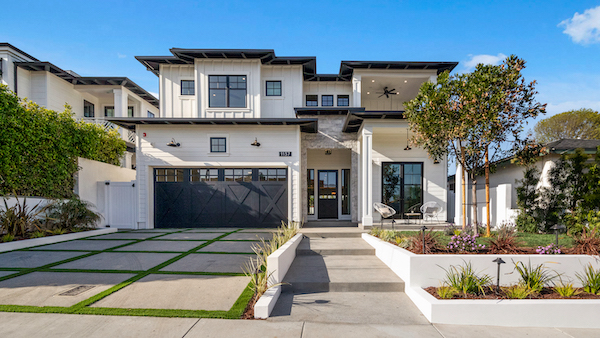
[492,257,506,295]
[420,225,428,254]
[550,224,566,246]
[251,138,261,147]
[166,138,180,147]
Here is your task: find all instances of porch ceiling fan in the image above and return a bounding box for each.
[377,87,397,98]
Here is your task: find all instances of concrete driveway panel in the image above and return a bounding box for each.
[221,232,274,241]
[160,253,253,273]
[0,251,90,269]
[114,240,203,252]
[196,241,257,253]
[52,252,178,271]
[32,240,134,251]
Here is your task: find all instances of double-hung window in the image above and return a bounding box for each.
[181,80,195,95]
[209,75,247,108]
[306,95,318,106]
[266,81,281,96]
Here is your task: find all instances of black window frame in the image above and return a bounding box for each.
[381,162,424,218]
[337,95,350,107]
[308,169,315,215]
[104,106,115,117]
[83,100,95,118]
[208,75,247,108]
[322,95,334,107]
[127,106,134,117]
[342,169,351,215]
[147,111,155,118]
[306,95,318,107]
[210,137,227,153]
[266,81,282,96]
[181,80,195,95]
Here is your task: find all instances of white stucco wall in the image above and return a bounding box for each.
[135,124,302,229]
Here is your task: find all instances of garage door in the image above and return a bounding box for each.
[154,168,288,228]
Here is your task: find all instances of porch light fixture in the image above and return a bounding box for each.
[251,138,261,147]
[167,138,180,147]
[433,159,440,164]
[492,257,506,295]
[404,132,411,151]
[325,149,332,155]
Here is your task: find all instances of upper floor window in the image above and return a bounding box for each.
[105,106,115,117]
[83,100,94,117]
[322,95,334,107]
[210,137,227,153]
[266,81,282,96]
[306,95,318,107]
[209,75,246,108]
[181,80,195,95]
[147,111,155,118]
[337,95,350,107]
[127,106,134,117]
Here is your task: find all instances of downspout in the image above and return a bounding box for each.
[13,63,18,94]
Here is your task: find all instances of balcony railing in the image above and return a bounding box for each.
[77,117,136,145]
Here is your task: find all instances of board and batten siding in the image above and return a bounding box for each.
[260,65,303,118]
[302,82,353,107]
[135,124,302,229]
[159,64,196,118]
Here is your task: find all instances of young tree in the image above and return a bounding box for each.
[405,56,546,235]
[534,108,600,144]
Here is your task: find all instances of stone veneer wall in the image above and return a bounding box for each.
[301,115,359,223]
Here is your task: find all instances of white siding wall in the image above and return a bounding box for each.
[16,68,31,99]
[159,65,196,118]
[260,65,303,118]
[29,72,47,107]
[135,125,302,229]
[362,95,406,111]
[46,71,84,113]
[302,82,352,107]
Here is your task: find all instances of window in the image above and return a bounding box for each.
[147,111,155,118]
[209,75,247,108]
[127,106,134,117]
[342,169,350,215]
[181,80,195,95]
[307,169,315,215]
[83,100,94,117]
[191,168,219,182]
[266,81,281,96]
[337,95,349,107]
[306,95,318,106]
[155,169,184,182]
[322,95,333,107]
[224,169,253,182]
[210,137,226,153]
[104,106,115,117]
[258,168,287,181]
[382,163,423,216]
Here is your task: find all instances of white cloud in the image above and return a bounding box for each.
[544,100,600,116]
[559,6,600,44]
[462,53,507,71]
[117,53,127,59]
[149,91,159,99]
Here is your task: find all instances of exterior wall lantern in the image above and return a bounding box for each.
[167,138,180,147]
[251,138,261,147]
[325,149,332,155]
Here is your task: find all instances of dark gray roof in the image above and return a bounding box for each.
[136,48,458,82]
[15,61,159,108]
[545,139,600,151]
[0,43,39,61]
[106,117,318,133]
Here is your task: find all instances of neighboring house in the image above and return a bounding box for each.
[109,48,457,229]
[452,139,600,227]
[0,43,160,168]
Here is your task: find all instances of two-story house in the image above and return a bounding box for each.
[110,48,457,229]
[0,43,160,168]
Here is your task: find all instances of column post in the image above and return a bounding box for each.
[361,126,373,227]
[113,89,128,117]
[352,74,362,107]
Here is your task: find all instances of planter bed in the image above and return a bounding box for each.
[362,233,600,328]
[424,286,600,300]
[0,228,118,252]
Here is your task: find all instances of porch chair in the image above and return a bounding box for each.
[373,203,397,230]
[420,202,443,223]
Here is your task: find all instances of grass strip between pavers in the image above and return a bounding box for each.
[0,228,255,318]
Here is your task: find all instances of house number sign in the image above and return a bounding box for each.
[279,151,292,157]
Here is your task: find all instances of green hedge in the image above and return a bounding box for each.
[0,85,126,198]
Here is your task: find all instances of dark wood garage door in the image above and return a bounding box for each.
[154,168,288,228]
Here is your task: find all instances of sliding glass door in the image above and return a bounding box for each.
[382,163,423,217]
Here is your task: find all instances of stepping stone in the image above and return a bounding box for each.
[221,233,274,241]
[91,274,249,311]
[159,233,224,241]
[33,240,134,251]
[196,241,258,253]
[114,240,204,252]
[160,253,253,273]
[0,251,90,269]
[89,232,162,240]
[52,252,178,271]
[0,271,134,307]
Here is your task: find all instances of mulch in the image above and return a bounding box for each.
[241,294,261,320]
[424,286,600,300]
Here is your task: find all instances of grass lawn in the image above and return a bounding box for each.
[385,231,574,248]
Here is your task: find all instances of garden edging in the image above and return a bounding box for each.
[362,233,600,328]
[254,232,303,319]
[0,228,118,253]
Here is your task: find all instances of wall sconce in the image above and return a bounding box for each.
[167,138,180,147]
[325,149,332,155]
[433,159,440,164]
[404,132,412,151]
[251,138,261,147]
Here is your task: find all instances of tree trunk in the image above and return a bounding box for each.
[485,146,491,237]
[470,171,479,236]
[461,147,467,230]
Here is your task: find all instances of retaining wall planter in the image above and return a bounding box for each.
[363,233,600,328]
[0,228,118,253]
[254,233,303,319]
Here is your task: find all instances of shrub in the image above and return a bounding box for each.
[443,223,459,236]
[447,233,485,253]
[513,260,556,293]
[409,231,441,254]
[45,197,101,231]
[440,261,492,296]
[1,234,15,242]
[487,228,521,254]
[576,264,600,295]
[437,285,458,299]
[30,231,46,238]
[536,243,561,255]
[515,213,539,234]
[503,284,533,299]
[394,236,411,249]
[571,229,600,255]
[554,277,580,297]
[0,196,46,237]
[566,209,600,236]
[462,223,486,236]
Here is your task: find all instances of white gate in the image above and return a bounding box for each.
[100,180,137,229]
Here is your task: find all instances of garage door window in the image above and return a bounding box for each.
[191,169,219,182]
[259,168,287,181]
[224,169,253,182]
[155,169,184,182]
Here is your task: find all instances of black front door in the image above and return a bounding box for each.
[318,170,338,219]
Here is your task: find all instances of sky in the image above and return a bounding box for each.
[3,0,599,133]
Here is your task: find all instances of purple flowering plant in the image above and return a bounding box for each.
[536,243,561,255]
[447,232,486,253]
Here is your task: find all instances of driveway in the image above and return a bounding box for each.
[0,228,272,317]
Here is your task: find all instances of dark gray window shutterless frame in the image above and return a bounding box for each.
[104,106,115,117]
[181,80,195,95]
[147,111,155,118]
[210,137,227,153]
[342,169,350,215]
[337,95,350,107]
[266,81,282,96]
[209,75,247,107]
[322,95,334,106]
[83,100,94,117]
[127,106,134,117]
[306,95,318,106]
[308,169,315,215]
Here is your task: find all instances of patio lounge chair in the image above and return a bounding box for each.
[420,202,443,223]
[373,203,397,230]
